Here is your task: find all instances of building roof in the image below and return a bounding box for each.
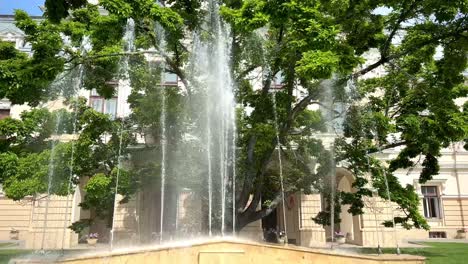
[0,16,25,37]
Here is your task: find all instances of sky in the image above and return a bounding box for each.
[0,0,45,16]
[0,2,390,17]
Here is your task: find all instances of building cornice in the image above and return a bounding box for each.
[0,15,43,20]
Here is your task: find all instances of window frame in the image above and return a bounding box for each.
[271,71,285,90]
[0,108,11,120]
[163,71,178,86]
[421,186,441,219]
[89,89,118,119]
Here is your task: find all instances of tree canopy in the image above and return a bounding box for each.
[0,0,467,233]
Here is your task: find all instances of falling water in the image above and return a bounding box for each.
[205,100,213,236]
[110,18,135,250]
[320,79,337,247]
[102,0,237,243]
[214,0,236,236]
[329,144,336,247]
[365,150,382,254]
[372,197,383,255]
[189,0,236,236]
[322,76,358,247]
[60,71,80,250]
[61,37,90,250]
[381,158,400,254]
[372,117,400,254]
[41,112,63,251]
[159,70,167,242]
[231,107,237,234]
[220,117,226,235]
[110,122,125,250]
[152,20,169,242]
[271,93,288,241]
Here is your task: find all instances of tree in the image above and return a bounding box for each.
[0,0,467,234]
[222,0,468,230]
[0,98,137,234]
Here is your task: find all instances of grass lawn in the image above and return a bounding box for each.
[0,245,86,264]
[0,243,16,249]
[0,249,33,264]
[361,242,468,264]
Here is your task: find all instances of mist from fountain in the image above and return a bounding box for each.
[61,36,91,251]
[271,92,288,241]
[320,76,360,248]
[231,106,237,235]
[159,74,168,242]
[379,146,400,254]
[154,22,169,243]
[104,0,238,246]
[184,0,237,237]
[41,112,63,251]
[320,79,337,248]
[110,18,135,250]
[35,0,237,251]
[364,150,383,255]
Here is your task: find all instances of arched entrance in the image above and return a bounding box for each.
[335,168,362,244]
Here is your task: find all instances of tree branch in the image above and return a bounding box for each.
[236,65,259,82]
[353,17,468,79]
[237,192,283,230]
[381,1,418,57]
[238,135,257,211]
[368,141,408,154]
[261,25,285,95]
[163,54,191,96]
[281,93,318,135]
[352,57,388,78]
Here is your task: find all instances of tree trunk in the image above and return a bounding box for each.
[235,192,283,232]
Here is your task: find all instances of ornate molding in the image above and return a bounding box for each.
[413,178,448,195]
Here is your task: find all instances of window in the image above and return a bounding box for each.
[271,71,284,89]
[0,109,10,120]
[422,186,441,218]
[429,231,446,238]
[89,89,118,119]
[163,72,178,86]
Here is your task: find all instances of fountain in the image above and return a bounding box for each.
[181,0,237,237]
[9,1,424,263]
[40,112,63,251]
[272,93,288,243]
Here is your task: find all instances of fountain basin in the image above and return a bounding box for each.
[13,239,424,264]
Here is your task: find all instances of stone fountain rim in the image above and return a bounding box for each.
[55,238,425,262]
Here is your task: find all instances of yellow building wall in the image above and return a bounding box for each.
[26,195,79,249]
[0,197,32,242]
[296,193,326,247]
[0,193,80,249]
[441,197,468,238]
[111,195,139,244]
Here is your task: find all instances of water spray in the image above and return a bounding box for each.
[272,93,288,244]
